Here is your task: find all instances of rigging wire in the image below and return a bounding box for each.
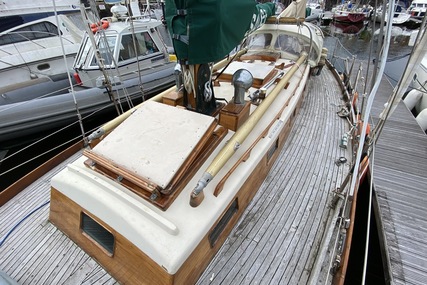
[52,0,87,145]
[80,1,121,115]
[361,119,376,285]
[126,0,145,102]
[325,3,395,283]
[0,104,112,177]
[349,0,394,197]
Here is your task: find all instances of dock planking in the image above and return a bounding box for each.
[369,73,427,284]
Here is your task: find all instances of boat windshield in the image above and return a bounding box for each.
[90,35,117,67]
[0,21,60,46]
[118,31,159,62]
[245,33,273,50]
[74,37,91,69]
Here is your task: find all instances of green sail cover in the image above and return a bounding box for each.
[165,0,275,64]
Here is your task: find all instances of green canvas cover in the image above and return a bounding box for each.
[165,0,275,64]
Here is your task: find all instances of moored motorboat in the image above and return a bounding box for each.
[407,0,427,20]
[0,3,176,144]
[375,2,421,28]
[403,53,427,131]
[0,14,84,99]
[0,0,86,32]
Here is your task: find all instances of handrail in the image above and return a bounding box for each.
[213,64,299,197]
[190,52,308,207]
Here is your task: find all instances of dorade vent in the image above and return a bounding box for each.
[81,212,115,255]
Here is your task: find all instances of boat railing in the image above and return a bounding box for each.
[97,14,152,26]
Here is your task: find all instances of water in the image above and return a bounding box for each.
[0,20,416,191]
[0,109,119,191]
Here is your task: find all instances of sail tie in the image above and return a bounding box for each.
[172,34,189,45]
[172,9,189,45]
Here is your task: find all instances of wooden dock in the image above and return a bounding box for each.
[0,66,351,284]
[370,77,427,285]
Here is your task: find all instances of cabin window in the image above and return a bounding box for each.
[118,32,159,62]
[245,33,272,50]
[209,198,238,247]
[274,34,304,55]
[0,21,60,46]
[90,36,116,67]
[81,212,115,255]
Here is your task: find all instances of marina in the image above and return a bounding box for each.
[1,0,427,284]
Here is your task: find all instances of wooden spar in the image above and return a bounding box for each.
[266,17,305,24]
[87,51,247,142]
[190,52,308,207]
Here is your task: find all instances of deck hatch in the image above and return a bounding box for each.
[209,198,238,247]
[81,212,115,255]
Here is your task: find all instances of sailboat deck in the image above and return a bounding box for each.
[0,66,350,284]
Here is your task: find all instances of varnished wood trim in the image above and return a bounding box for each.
[214,78,302,197]
[333,156,370,285]
[174,119,293,284]
[266,17,306,24]
[50,188,174,285]
[82,125,228,211]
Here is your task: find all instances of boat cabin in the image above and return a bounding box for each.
[0,14,83,89]
[73,16,171,88]
[408,0,427,19]
[243,22,323,68]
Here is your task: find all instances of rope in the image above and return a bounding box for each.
[183,66,195,94]
[0,201,50,247]
[203,63,213,101]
